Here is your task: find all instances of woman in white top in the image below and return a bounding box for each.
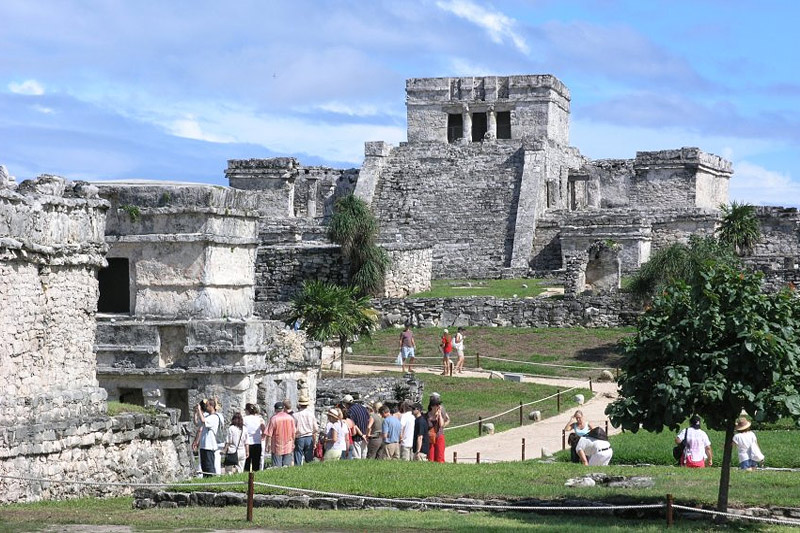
[453,327,466,374]
[675,415,712,468]
[243,403,266,472]
[732,417,764,470]
[323,408,347,461]
[224,412,248,474]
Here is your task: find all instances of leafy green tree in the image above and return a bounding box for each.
[716,201,761,256]
[287,280,377,378]
[607,262,800,512]
[625,236,737,299]
[328,194,389,296]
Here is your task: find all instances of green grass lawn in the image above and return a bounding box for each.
[2,496,778,532]
[553,424,800,468]
[169,460,800,510]
[358,372,591,447]
[409,278,547,298]
[351,326,633,378]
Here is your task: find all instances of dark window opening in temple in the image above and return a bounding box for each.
[471,112,488,142]
[98,257,130,313]
[165,388,190,421]
[447,113,463,143]
[496,111,511,139]
[119,387,144,406]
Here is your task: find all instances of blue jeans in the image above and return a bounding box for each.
[200,449,216,477]
[739,459,759,470]
[294,436,314,465]
[272,452,292,467]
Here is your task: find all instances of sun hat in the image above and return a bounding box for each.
[735,417,752,432]
[326,407,341,419]
[430,392,441,399]
[342,394,354,404]
[373,401,383,411]
[588,427,608,441]
[298,394,310,406]
[443,328,449,333]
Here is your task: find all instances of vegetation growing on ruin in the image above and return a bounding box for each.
[106,401,157,416]
[119,204,141,223]
[410,278,547,299]
[327,194,390,296]
[717,201,761,256]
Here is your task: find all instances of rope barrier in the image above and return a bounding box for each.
[671,504,800,527]
[445,386,579,431]
[479,355,614,371]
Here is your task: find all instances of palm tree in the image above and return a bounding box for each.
[287,280,377,377]
[625,236,738,300]
[716,201,761,256]
[328,194,390,296]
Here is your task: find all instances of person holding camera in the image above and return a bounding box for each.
[192,398,223,477]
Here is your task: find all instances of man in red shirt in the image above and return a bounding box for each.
[265,401,296,467]
[439,328,453,375]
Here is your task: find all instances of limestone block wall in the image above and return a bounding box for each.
[315,376,424,424]
[371,295,639,329]
[381,245,432,297]
[528,216,562,272]
[254,243,349,304]
[98,184,260,320]
[368,142,526,279]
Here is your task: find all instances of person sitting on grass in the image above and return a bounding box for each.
[564,410,593,463]
[576,427,613,466]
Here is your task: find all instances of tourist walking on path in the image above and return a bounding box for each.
[323,408,347,461]
[343,394,370,459]
[439,329,453,375]
[243,403,266,472]
[412,402,430,461]
[193,399,223,477]
[564,410,593,462]
[292,393,318,466]
[427,392,449,462]
[265,401,296,467]
[576,427,613,466]
[224,412,247,474]
[400,324,416,373]
[733,417,765,470]
[675,415,713,468]
[452,327,466,374]
[366,402,386,459]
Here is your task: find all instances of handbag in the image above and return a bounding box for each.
[673,427,688,463]
[314,439,324,461]
[750,441,765,463]
[224,428,244,466]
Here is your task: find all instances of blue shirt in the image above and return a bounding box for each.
[382,416,402,444]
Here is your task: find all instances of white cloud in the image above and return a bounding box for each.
[32,104,54,114]
[729,161,800,207]
[168,115,235,143]
[8,79,45,95]
[311,102,383,117]
[436,0,529,54]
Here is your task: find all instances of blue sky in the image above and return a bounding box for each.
[2,0,799,206]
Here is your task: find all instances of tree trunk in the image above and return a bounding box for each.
[716,415,736,513]
[339,336,347,378]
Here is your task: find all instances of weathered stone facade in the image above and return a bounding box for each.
[381,244,432,298]
[94,183,321,421]
[0,176,191,503]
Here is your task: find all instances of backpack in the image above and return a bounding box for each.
[212,414,226,446]
[673,427,689,463]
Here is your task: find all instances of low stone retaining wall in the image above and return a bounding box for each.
[372,295,641,328]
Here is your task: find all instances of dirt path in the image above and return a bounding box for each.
[345,362,620,463]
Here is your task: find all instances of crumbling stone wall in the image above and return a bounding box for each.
[254,244,349,305]
[0,175,190,503]
[381,244,432,298]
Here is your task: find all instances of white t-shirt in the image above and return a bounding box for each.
[677,427,711,462]
[201,412,223,450]
[732,431,759,463]
[452,333,464,352]
[243,414,265,445]
[226,425,246,455]
[400,412,415,447]
[576,436,613,466]
[325,421,348,451]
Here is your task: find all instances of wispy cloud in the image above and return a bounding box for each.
[730,161,800,207]
[436,0,529,54]
[8,79,45,95]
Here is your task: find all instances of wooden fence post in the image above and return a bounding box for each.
[478,416,483,437]
[557,390,561,412]
[562,429,566,450]
[246,470,255,522]
[476,352,481,369]
[666,493,674,527]
[453,451,457,464]
[519,401,523,426]
[589,378,593,393]
[605,420,609,435]
[476,452,481,464]
[521,438,526,461]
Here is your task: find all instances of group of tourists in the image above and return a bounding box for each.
[564,410,613,466]
[400,324,466,376]
[674,415,764,470]
[323,392,450,462]
[191,391,453,476]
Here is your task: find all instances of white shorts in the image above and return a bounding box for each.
[401,346,415,359]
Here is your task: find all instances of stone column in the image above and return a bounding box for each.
[462,104,472,143]
[487,105,497,140]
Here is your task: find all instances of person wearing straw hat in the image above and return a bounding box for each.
[732,417,765,471]
[323,407,347,461]
[293,392,318,466]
